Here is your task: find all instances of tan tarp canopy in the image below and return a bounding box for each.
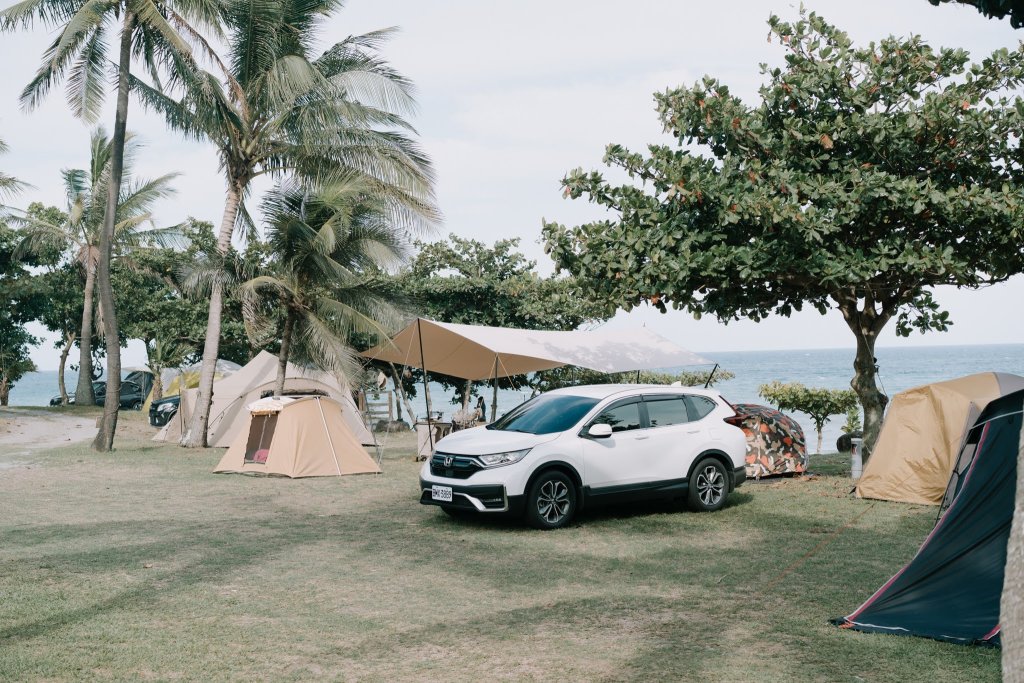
[155,351,373,447]
[214,396,380,477]
[360,318,712,380]
[856,372,1024,505]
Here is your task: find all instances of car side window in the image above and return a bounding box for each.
[684,395,717,421]
[592,400,643,433]
[644,396,690,428]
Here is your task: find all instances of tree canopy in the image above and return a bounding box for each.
[543,11,1024,455]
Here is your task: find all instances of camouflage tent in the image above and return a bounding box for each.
[733,403,807,479]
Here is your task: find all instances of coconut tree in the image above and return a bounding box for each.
[130,4,438,446]
[239,178,408,395]
[1,0,224,450]
[0,137,27,199]
[12,128,177,406]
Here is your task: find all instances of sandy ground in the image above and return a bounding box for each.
[0,407,96,466]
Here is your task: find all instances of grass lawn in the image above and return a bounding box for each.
[0,410,1000,682]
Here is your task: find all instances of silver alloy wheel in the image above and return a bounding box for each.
[696,464,725,507]
[537,479,571,524]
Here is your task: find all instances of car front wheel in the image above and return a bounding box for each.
[688,458,728,512]
[525,471,576,530]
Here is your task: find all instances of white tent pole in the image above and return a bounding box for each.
[318,397,343,476]
[417,318,435,452]
[491,355,499,423]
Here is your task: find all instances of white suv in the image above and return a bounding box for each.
[419,385,747,529]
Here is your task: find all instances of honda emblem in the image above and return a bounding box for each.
[444,455,454,467]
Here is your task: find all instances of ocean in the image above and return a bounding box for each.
[9,343,1024,452]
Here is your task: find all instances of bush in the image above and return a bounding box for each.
[759,381,858,454]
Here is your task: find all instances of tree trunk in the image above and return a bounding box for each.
[58,331,75,405]
[75,264,96,405]
[181,182,242,448]
[146,342,163,403]
[389,363,413,425]
[849,329,887,460]
[836,294,891,460]
[1001,415,1024,680]
[0,377,9,406]
[91,12,134,452]
[463,379,472,410]
[274,308,295,397]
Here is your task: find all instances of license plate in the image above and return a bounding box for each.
[431,485,453,502]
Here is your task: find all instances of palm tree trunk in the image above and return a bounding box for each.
[92,11,134,452]
[274,308,295,397]
[181,182,242,448]
[58,331,75,405]
[75,264,96,405]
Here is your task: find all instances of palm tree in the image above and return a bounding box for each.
[0,137,27,199]
[12,128,177,406]
[240,178,408,394]
[130,4,438,446]
[1,0,224,450]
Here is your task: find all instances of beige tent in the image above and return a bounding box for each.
[155,351,373,447]
[856,372,1024,505]
[214,396,380,477]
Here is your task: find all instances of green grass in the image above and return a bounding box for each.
[0,412,1000,682]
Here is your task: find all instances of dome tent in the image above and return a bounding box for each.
[834,388,1023,646]
[214,396,380,478]
[855,372,1024,505]
[154,351,373,448]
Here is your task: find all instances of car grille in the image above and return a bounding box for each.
[429,452,482,480]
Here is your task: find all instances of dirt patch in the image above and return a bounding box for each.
[0,407,96,465]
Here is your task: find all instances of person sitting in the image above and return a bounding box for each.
[475,396,487,423]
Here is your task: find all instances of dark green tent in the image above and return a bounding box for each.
[832,388,1023,646]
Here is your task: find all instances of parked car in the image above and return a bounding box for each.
[49,381,105,406]
[419,385,747,529]
[149,394,180,427]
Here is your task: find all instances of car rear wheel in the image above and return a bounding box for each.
[688,458,728,512]
[525,471,576,530]
[130,401,142,411]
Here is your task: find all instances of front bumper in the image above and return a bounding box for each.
[419,479,524,514]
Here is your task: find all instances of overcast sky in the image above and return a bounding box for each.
[2,0,1022,370]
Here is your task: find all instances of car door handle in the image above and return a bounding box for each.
[634,435,650,440]
[687,430,701,434]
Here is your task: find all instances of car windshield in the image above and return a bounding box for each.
[488,393,600,435]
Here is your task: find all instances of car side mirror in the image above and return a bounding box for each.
[587,423,613,439]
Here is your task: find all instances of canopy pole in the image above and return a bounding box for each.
[417,318,435,455]
[704,363,719,388]
[636,369,641,383]
[491,356,499,422]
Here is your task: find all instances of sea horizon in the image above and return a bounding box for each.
[8,342,1024,454]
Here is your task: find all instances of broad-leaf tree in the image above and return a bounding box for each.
[543,11,1024,457]
[759,381,858,454]
[388,234,610,416]
[12,131,176,406]
[2,0,223,450]
[130,3,438,446]
[929,0,1024,26]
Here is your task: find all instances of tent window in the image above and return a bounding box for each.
[244,414,279,463]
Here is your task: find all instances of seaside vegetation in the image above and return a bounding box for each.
[542,10,1024,459]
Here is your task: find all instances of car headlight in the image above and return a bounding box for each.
[478,448,531,468]
[158,403,176,412]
